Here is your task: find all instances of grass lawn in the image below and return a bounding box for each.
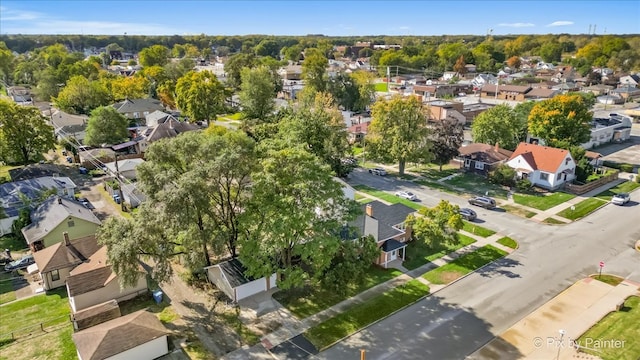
[374,82,388,92]
[577,296,640,360]
[557,198,607,220]
[595,181,640,201]
[304,279,429,350]
[0,235,28,252]
[357,198,374,204]
[352,146,364,156]
[217,112,243,121]
[501,204,537,218]
[409,163,459,181]
[444,173,509,199]
[513,192,576,210]
[274,266,403,319]
[0,272,16,305]
[462,221,496,237]
[422,245,508,285]
[353,185,424,210]
[497,236,518,249]
[542,217,566,225]
[0,324,77,360]
[403,234,477,270]
[590,274,624,287]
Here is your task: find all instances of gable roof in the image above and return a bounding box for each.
[67,246,117,296]
[458,143,513,163]
[525,88,559,99]
[351,200,415,242]
[0,177,77,217]
[33,235,100,273]
[72,310,167,360]
[144,118,200,143]
[215,258,257,288]
[21,196,101,244]
[112,98,164,114]
[508,142,572,173]
[49,110,88,129]
[104,158,145,173]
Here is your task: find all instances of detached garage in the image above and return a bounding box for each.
[205,258,277,302]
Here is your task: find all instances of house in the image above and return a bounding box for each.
[350,201,415,268]
[48,110,89,144]
[619,74,640,87]
[0,177,77,236]
[426,100,466,124]
[610,85,640,100]
[32,233,100,290]
[66,246,148,313]
[480,84,532,101]
[205,258,277,303]
[582,114,633,149]
[458,143,514,177]
[462,103,495,123]
[22,196,101,252]
[472,74,497,88]
[72,299,122,331]
[144,110,177,127]
[112,99,164,120]
[134,117,200,154]
[524,88,559,100]
[103,158,145,180]
[7,86,33,105]
[78,148,116,169]
[73,310,169,360]
[506,143,576,190]
[582,84,614,96]
[120,183,146,209]
[347,121,371,144]
[277,65,303,80]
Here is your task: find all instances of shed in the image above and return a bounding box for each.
[205,258,277,302]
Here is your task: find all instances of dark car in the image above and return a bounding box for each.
[4,254,35,272]
[458,208,477,221]
[468,196,496,209]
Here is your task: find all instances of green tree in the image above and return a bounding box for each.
[224,53,257,89]
[240,146,357,290]
[138,45,170,67]
[350,70,376,112]
[570,146,593,183]
[84,106,129,146]
[239,65,275,121]
[0,42,15,84]
[437,42,470,70]
[366,96,432,175]
[539,42,563,63]
[319,235,379,295]
[54,75,112,115]
[471,104,525,151]
[302,48,328,94]
[489,164,516,187]
[327,72,360,112]
[528,95,592,149]
[407,200,463,249]
[0,100,56,165]
[175,70,227,123]
[431,120,464,171]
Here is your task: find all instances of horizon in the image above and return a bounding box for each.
[1,1,639,37]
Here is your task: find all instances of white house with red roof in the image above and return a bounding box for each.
[506,143,576,190]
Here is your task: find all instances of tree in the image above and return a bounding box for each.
[238,65,275,121]
[224,53,257,89]
[109,76,150,101]
[138,45,170,67]
[175,70,227,123]
[506,56,521,70]
[570,146,593,183]
[489,164,516,187]
[366,96,431,175]
[471,104,526,151]
[453,55,467,75]
[54,75,112,115]
[0,100,56,165]
[350,70,376,112]
[431,120,464,171]
[327,72,360,112]
[437,42,470,70]
[0,42,15,84]
[319,235,379,295]
[302,48,328,94]
[240,146,357,290]
[528,95,592,149]
[407,200,463,249]
[84,106,129,146]
[539,42,563,63]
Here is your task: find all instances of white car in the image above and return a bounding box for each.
[611,193,630,206]
[368,168,387,176]
[395,191,417,201]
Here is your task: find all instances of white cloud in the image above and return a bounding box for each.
[498,22,535,28]
[0,7,42,21]
[547,21,574,27]
[399,26,410,30]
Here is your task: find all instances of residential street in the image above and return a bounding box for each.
[312,170,640,360]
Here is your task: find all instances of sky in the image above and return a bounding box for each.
[1,1,639,36]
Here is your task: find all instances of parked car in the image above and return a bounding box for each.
[4,254,35,272]
[468,196,497,209]
[112,194,121,204]
[368,168,387,176]
[611,193,630,206]
[66,156,73,163]
[78,198,91,208]
[458,208,477,221]
[395,191,417,201]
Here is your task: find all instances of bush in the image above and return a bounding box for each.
[620,164,634,173]
[516,178,532,192]
[489,164,516,187]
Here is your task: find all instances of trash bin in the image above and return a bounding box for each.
[152,290,163,304]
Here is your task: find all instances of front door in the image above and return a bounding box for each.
[389,250,397,261]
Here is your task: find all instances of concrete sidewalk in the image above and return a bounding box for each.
[469,278,640,360]
[222,231,515,359]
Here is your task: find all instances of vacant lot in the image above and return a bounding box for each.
[513,192,575,210]
[444,173,508,199]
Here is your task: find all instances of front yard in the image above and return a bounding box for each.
[422,245,508,285]
[403,234,477,270]
[443,173,509,199]
[273,266,403,319]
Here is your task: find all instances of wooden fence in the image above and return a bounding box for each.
[564,170,619,195]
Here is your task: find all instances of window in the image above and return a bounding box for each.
[465,159,471,167]
[540,173,549,181]
[565,158,571,165]
[475,161,485,170]
[51,269,60,282]
[67,219,75,227]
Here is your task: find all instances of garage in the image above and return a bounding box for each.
[205,258,277,302]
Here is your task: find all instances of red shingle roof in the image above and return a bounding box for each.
[509,143,572,173]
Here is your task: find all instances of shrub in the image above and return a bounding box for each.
[489,164,516,187]
[620,164,634,173]
[516,178,532,192]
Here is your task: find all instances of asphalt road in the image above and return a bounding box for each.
[312,169,640,360]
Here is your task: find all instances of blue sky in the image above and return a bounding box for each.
[1,1,638,36]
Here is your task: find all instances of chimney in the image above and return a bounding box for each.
[494,142,499,151]
[57,197,62,205]
[63,232,70,246]
[365,204,373,217]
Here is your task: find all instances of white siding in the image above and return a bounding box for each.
[43,267,72,290]
[104,336,168,360]
[206,266,235,301]
[0,216,17,236]
[236,279,267,301]
[70,276,147,313]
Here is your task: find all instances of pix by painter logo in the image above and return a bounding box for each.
[533,336,625,350]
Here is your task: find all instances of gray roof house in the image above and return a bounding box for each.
[205,258,278,302]
[0,176,76,219]
[135,118,200,154]
[112,99,164,119]
[144,110,177,127]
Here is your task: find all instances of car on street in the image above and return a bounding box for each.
[468,196,497,209]
[4,254,35,272]
[368,168,387,176]
[458,208,477,221]
[611,193,630,206]
[395,191,417,201]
